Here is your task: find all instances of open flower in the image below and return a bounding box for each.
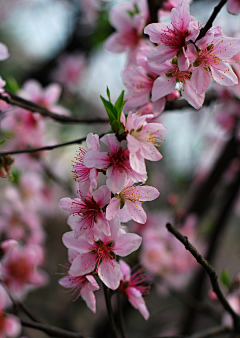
[144,1,199,70]
[188,28,240,94]
[83,134,147,193]
[106,180,160,224]
[62,217,142,290]
[72,133,99,197]
[59,185,111,242]
[122,112,166,173]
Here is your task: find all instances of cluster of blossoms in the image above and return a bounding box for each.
[105,0,240,112]
[58,106,166,317]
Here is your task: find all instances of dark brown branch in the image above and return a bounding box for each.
[188,325,231,338]
[103,284,119,338]
[166,223,240,333]
[183,131,238,219]
[0,92,109,124]
[196,0,228,41]
[0,136,91,156]
[21,320,86,338]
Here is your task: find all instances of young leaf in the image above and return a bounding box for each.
[0,140,5,146]
[221,270,231,289]
[114,90,126,119]
[100,96,117,123]
[106,87,111,102]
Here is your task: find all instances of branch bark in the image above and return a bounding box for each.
[166,223,240,333]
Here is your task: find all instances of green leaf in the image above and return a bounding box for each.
[100,96,118,123]
[106,87,111,102]
[221,270,231,289]
[0,140,5,146]
[5,76,20,94]
[114,90,126,120]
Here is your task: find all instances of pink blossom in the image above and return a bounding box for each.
[0,43,9,61]
[104,0,148,54]
[144,1,199,71]
[117,260,149,319]
[106,180,159,224]
[227,0,240,15]
[0,243,48,300]
[222,290,240,327]
[62,217,142,290]
[72,133,99,197]
[52,52,86,93]
[83,133,147,193]
[122,112,166,173]
[18,79,70,116]
[59,250,99,313]
[189,29,240,94]
[59,185,111,242]
[149,59,205,109]
[123,42,167,115]
[0,311,21,338]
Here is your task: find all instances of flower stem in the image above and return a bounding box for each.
[103,284,119,338]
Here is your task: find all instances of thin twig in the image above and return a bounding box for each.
[103,284,119,338]
[196,0,228,41]
[0,92,109,124]
[166,223,240,333]
[21,319,86,338]
[18,302,42,323]
[188,325,231,338]
[117,294,127,338]
[0,136,91,156]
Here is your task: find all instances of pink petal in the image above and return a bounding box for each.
[98,259,121,290]
[227,0,240,14]
[210,63,238,86]
[104,33,130,54]
[83,150,110,169]
[153,97,166,115]
[151,76,176,101]
[59,198,82,214]
[129,150,147,174]
[114,232,142,255]
[100,134,120,154]
[106,167,127,193]
[93,185,111,207]
[127,287,150,320]
[81,284,97,313]
[106,198,121,220]
[86,133,100,151]
[44,83,61,105]
[178,48,190,71]
[0,43,9,61]
[62,231,90,253]
[69,253,95,276]
[147,45,178,65]
[125,200,147,223]
[119,259,131,281]
[213,37,240,59]
[171,1,190,31]
[5,315,21,337]
[109,5,133,33]
[191,64,211,94]
[134,185,160,201]
[181,80,205,110]
[144,23,168,44]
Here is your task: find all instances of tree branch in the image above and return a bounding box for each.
[21,319,86,338]
[166,223,240,333]
[196,0,228,41]
[0,92,109,124]
[103,284,119,338]
[0,135,99,156]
